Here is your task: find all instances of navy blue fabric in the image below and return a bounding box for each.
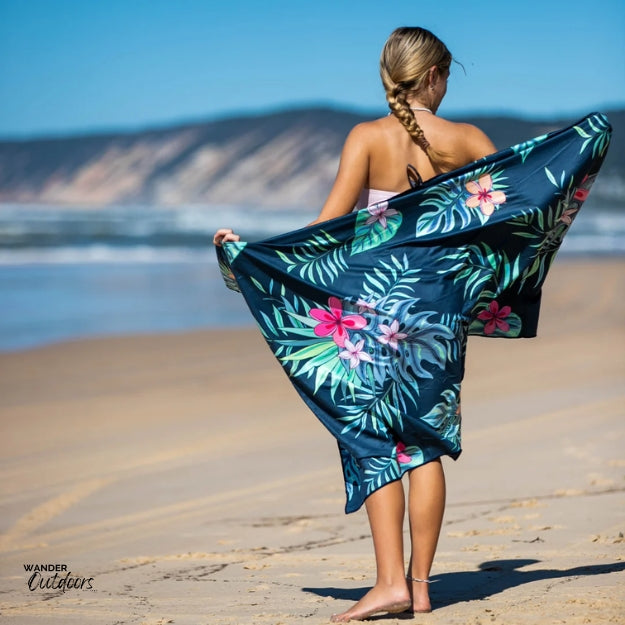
[217,113,611,513]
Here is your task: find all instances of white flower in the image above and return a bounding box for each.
[356,298,378,314]
[365,202,399,229]
[339,339,373,369]
[377,320,408,350]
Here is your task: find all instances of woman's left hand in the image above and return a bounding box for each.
[213,228,240,246]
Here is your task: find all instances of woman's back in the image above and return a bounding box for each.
[318,111,497,220]
[364,112,494,193]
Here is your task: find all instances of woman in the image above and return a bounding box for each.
[214,27,498,622]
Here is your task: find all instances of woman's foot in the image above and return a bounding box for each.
[330,582,411,622]
[406,576,432,613]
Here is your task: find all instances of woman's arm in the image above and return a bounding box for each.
[308,123,370,226]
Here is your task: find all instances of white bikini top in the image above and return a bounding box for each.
[355,188,399,210]
[355,165,423,210]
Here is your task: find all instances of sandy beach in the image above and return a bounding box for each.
[0,258,623,625]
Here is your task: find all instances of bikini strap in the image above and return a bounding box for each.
[407,164,423,189]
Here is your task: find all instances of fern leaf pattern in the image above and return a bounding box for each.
[217,113,611,513]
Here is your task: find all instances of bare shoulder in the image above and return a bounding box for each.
[340,118,391,160]
[346,118,388,143]
[449,120,497,160]
[454,121,493,142]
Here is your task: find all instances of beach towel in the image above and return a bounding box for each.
[216,112,611,513]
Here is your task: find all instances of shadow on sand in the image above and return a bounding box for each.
[303,559,625,612]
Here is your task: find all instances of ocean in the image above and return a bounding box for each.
[1,203,623,352]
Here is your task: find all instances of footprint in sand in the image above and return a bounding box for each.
[591,532,625,544]
[508,499,546,509]
[461,544,507,553]
[448,529,519,537]
[587,473,616,487]
[489,515,517,524]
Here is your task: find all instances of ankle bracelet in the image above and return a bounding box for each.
[406,575,433,583]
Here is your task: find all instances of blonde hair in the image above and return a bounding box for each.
[380,27,453,171]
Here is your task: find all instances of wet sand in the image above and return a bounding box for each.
[0,259,624,624]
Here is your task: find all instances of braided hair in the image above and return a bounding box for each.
[380,27,453,171]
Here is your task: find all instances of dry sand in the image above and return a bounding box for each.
[0,259,624,624]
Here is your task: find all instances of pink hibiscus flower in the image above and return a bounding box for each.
[309,296,367,347]
[477,300,511,335]
[378,319,408,350]
[396,442,412,464]
[365,202,399,229]
[465,174,507,216]
[339,339,373,369]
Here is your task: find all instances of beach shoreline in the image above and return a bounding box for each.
[0,258,623,624]
[1,253,623,356]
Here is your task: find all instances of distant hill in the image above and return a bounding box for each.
[0,106,622,209]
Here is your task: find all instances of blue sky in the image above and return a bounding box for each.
[1,0,624,138]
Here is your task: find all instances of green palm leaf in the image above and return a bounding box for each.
[276,230,348,287]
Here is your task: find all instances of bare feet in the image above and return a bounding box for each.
[406,576,433,614]
[330,582,411,622]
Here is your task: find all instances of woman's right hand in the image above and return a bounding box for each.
[213,228,240,246]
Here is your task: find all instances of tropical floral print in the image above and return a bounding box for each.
[574,113,611,158]
[309,296,367,347]
[511,133,549,162]
[365,201,399,229]
[395,442,412,464]
[477,300,512,335]
[416,166,508,236]
[378,320,408,350]
[465,174,507,216]
[339,339,373,369]
[351,203,403,255]
[216,112,611,513]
